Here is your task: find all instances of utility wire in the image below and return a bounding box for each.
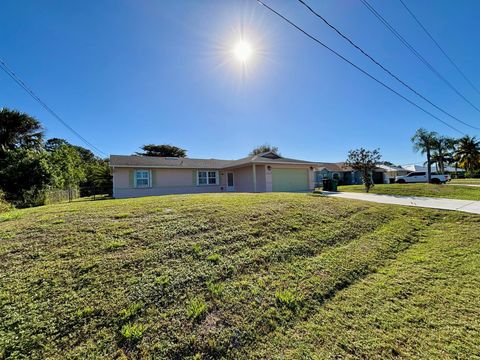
[296,0,480,130]
[360,0,480,114]
[398,0,480,96]
[255,0,464,135]
[0,58,107,156]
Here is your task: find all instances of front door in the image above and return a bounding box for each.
[226,172,234,191]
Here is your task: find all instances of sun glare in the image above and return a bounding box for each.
[233,40,253,63]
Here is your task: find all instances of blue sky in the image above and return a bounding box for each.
[1,0,479,164]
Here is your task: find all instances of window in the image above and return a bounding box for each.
[135,170,150,188]
[197,170,218,185]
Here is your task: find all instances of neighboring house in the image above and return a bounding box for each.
[314,162,388,185]
[377,164,409,183]
[402,164,465,174]
[110,151,320,198]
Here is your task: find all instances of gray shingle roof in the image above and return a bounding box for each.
[110,155,232,169]
[110,152,321,169]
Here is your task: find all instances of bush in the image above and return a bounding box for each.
[0,191,12,213]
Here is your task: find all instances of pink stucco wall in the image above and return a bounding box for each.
[112,163,315,198]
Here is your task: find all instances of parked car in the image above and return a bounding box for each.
[395,172,450,184]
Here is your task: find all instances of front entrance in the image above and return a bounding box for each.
[226,172,234,191]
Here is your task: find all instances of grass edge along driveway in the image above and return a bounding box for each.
[338,183,480,201]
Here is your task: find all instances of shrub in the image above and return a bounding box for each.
[0,191,12,213]
[114,213,130,219]
[187,297,208,321]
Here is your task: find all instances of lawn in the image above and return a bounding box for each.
[0,193,479,359]
[338,183,480,200]
[450,178,480,185]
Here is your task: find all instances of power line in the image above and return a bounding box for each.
[398,0,480,96]
[255,0,465,135]
[360,0,480,115]
[0,58,107,156]
[296,0,480,131]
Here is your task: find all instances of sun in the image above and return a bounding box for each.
[233,40,253,63]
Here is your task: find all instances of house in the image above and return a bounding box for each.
[377,164,409,183]
[314,162,388,186]
[110,151,320,198]
[402,164,465,174]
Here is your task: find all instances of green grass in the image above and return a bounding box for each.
[338,183,480,200]
[0,193,478,359]
[450,178,480,185]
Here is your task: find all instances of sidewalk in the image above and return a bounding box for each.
[321,191,480,215]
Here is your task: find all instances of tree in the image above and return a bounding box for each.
[136,144,187,157]
[44,137,69,152]
[431,136,455,174]
[81,158,112,196]
[454,135,480,175]
[249,144,279,156]
[49,144,86,191]
[411,128,438,183]
[45,138,96,163]
[344,148,382,192]
[0,108,44,155]
[0,149,54,207]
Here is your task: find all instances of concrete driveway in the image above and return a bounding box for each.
[321,191,480,215]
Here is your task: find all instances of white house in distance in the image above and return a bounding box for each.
[110,151,320,198]
[402,164,465,173]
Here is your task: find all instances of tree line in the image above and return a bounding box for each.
[0,108,112,207]
[411,128,480,182]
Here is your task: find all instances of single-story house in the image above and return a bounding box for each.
[377,164,409,182]
[402,164,465,174]
[110,151,320,198]
[314,162,388,186]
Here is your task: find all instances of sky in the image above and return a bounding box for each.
[1,0,480,164]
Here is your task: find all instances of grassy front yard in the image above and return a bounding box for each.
[338,183,480,200]
[0,193,479,359]
[450,178,480,185]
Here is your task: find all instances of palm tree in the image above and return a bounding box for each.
[431,136,455,174]
[411,128,438,183]
[0,108,44,155]
[454,136,480,175]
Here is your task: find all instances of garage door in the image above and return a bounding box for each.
[272,168,309,192]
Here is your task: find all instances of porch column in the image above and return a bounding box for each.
[252,164,257,192]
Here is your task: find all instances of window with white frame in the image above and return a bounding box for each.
[135,170,151,188]
[197,170,218,185]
